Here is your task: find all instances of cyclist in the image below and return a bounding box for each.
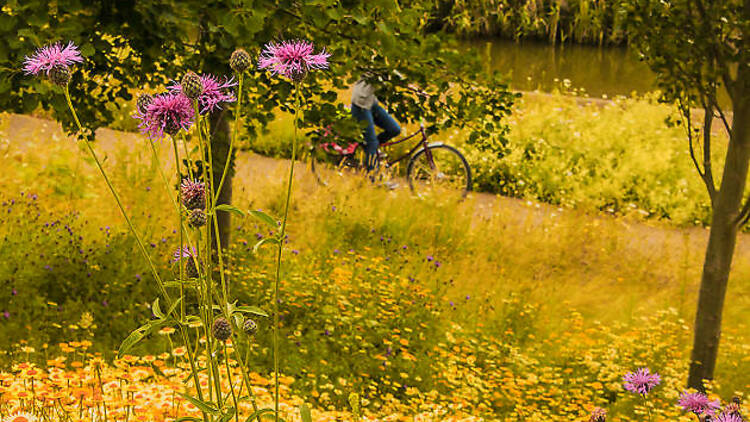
[350,77,401,171]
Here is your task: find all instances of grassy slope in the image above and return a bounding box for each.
[1,107,748,418]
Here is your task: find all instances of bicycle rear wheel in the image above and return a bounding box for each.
[309,143,365,186]
[406,144,472,198]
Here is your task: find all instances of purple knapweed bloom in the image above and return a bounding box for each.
[589,407,607,422]
[715,413,743,422]
[623,368,660,395]
[678,391,721,416]
[23,41,83,76]
[173,246,198,262]
[258,40,330,81]
[134,92,195,140]
[169,74,237,115]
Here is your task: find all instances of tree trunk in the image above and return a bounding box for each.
[209,109,234,250]
[687,85,750,390]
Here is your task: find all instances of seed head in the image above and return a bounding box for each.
[212,317,232,341]
[181,72,204,100]
[180,179,206,210]
[48,65,71,86]
[230,49,251,73]
[137,94,154,115]
[188,209,207,228]
[242,318,257,335]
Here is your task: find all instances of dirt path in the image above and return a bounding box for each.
[5,112,749,262]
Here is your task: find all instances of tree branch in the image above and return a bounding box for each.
[700,102,717,203]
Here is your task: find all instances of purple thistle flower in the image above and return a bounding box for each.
[173,246,198,262]
[589,407,607,422]
[134,92,195,140]
[258,40,330,81]
[623,368,660,395]
[169,74,237,115]
[715,413,743,422]
[678,391,721,416]
[23,41,83,76]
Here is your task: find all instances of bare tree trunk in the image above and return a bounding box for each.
[209,109,234,250]
[688,93,750,390]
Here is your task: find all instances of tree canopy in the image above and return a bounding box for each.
[0,0,516,149]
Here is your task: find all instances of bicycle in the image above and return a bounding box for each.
[309,118,472,198]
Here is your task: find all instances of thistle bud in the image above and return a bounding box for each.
[181,180,206,210]
[181,71,203,100]
[49,65,71,87]
[230,49,251,73]
[243,318,257,335]
[212,317,232,341]
[186,257,200,279]
[137,93,154,114]
[188,209,207,228]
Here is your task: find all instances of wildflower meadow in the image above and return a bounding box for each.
[1,1,749,422]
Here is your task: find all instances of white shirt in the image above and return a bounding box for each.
[351,80,378,110]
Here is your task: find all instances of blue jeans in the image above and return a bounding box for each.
[351,103,401,170]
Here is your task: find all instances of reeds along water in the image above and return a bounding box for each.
[436,0,627,46]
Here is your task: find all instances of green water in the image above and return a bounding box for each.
[475,39,656,98]
[474,39,733,109]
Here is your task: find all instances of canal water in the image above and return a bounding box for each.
[473,39,656,98]
[473,39,731,109]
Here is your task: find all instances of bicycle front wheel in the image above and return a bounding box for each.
[406,144,472,198]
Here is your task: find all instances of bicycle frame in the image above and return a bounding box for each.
[373,120,436,168]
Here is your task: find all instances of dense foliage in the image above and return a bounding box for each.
[0,0,515,153]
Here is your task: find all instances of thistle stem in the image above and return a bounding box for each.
[194,102,224,406]
[214,73,243,204]
[222,342,240,422]
[272,82,302,422]
[642,395,653,422]
[63,86,207,421]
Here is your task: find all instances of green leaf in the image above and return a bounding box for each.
[177,393,219,416]
[299,404,312,422]
[152,298,164,319]
[253,237,279,254]
[215,204,245,216]
[248,210,277,229]
[166,297,183,318]
[117,327,147,358]
[244,409,275,422]
[175,418,203,422]
[219,407,236,422]
[236,306,269,317]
